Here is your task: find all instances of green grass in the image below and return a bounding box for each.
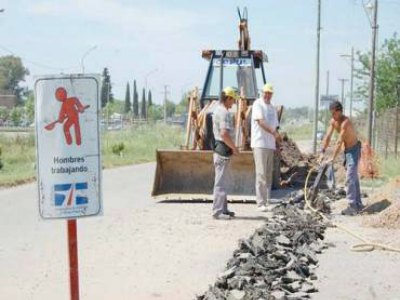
[282,123,313,141]
[101,123,184,168]
[0,133,36,186]
[361,154,400,188]
[0,124,184,187]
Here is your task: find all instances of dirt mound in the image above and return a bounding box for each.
[362,177,400,229]
[280,134,304,168]
[279,134,315,188]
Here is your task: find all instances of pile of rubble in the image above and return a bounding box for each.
[197,206,330,300]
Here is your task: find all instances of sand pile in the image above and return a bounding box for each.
[362,177,400,229]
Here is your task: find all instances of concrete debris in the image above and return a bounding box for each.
[196,206,329,300]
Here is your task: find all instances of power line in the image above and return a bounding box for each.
[0,44,73,72]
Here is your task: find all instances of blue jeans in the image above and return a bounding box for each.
[345,141,362,208]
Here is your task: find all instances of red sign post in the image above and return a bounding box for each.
[68,219,80,300]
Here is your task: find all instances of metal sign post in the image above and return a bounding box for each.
[35,74,102,300]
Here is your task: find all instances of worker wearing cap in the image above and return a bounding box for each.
[251,83,281,212]
[211,86,239,220]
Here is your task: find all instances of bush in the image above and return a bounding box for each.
[111,142,125,156]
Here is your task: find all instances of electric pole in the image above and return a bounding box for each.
[367,0,378,146]
[163,85,170,124]
[313,0,322,154]
[338,78,349,113]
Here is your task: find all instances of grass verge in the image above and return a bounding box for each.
[0,124,184,187]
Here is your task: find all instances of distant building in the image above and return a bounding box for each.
[0,91,17,109]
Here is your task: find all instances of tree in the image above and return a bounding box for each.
[175,92,189,115]
[0,106,9,122]
[141,88,146,119]
[165,100,176,117]
[148,104,163,121]
[356,33,400,112]
[10,106,23,125]
[101,67,113,108]
[148,89,153,107]
[124,82,131,114]
[24,91,35,123]
[0,55,29,104]
[133,80,139,118]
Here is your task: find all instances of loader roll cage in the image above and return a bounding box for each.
[200,50,268,108]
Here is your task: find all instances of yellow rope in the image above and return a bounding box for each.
[304,167,400,253]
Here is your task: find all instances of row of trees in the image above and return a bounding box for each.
[101,67,187,121]
[123,80,153,119]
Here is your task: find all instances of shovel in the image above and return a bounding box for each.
[44,120,59,130]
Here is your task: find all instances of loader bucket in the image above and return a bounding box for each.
[152,150,256,201]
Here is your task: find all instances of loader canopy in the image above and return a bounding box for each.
[200,50,267,108]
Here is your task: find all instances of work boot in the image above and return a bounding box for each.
[222,210,235,217]
[257,205,271,212]
[212,213,231,220]
[356,202,365,211]
[341,205,361,216]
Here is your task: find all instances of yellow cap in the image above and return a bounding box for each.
[223,86,239,100]
[263,83,274,93]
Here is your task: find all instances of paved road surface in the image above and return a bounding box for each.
[2,156,400,299]
[0,163,266,300]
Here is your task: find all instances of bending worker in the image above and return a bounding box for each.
[320,100,364,215]
[212,87,239,220]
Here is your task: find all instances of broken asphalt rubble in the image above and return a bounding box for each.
[196,136,355,300]
[196,205,332,300]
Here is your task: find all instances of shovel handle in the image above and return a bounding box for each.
[44,120,58,130]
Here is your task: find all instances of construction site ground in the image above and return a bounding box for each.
[1,153,400,299]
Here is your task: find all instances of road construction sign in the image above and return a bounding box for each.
[34,74,102,219]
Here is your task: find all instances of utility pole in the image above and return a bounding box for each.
[326,70,330,96]
[324,70,330,131]
[313,0,322,154]
[395,76,400,158]
[367,0,378,146]
[338,78,349,112]
[349,48,354,118]
[340,48,355,117]
[163,85,170,124]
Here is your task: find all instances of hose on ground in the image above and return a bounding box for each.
[304,167,400,253]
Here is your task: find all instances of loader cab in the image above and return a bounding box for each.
[200,50,268,109]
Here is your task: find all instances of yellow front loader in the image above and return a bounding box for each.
[152,8,281,201]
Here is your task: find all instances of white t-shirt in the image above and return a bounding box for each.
[251,97,279,149]
[212,103,235,142]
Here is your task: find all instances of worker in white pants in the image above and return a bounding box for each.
[251,83,281,212]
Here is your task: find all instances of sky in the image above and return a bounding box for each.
[0,0,399,108]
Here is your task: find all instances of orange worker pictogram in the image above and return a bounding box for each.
[44,87,90,146]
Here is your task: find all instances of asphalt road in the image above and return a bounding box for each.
[2,154,400,300]
[0,162,266,300]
